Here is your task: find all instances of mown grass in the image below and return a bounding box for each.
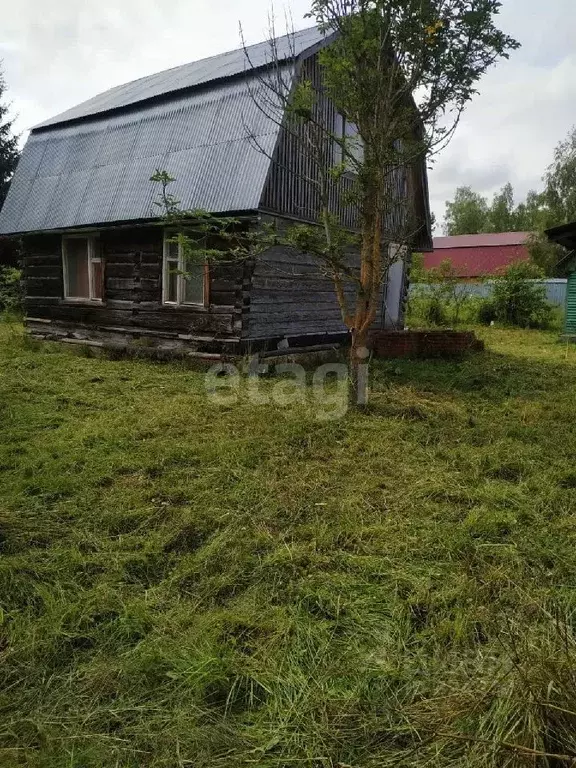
[2,321,576,766]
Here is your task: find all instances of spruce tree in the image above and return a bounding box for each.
[0,69,20,208]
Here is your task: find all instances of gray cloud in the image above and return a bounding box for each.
[1,0,574,233]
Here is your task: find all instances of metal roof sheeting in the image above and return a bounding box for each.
[34,26,326,129]
[433,232,530,249]
[0,72,288,234]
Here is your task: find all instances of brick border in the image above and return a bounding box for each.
[368,330,484,359]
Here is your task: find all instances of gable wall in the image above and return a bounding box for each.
[259,52,431,251]
[259,54,358,229]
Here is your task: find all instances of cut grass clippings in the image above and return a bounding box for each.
[1,321,576,766]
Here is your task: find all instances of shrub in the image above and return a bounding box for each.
[0,266,24,315]
[491,262,552,328]
[424,296,448,326]
[477,299,497,325]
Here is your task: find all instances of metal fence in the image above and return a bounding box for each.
[410,279,567,306]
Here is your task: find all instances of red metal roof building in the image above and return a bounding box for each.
[425,232,531,279]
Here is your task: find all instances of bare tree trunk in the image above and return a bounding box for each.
[348,187,381,408]
[349,327,370,406]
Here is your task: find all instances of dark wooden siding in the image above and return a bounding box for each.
[260,54,358,230]
[260,53,431,250]
[244,217,385,342]
[23,228,244,348]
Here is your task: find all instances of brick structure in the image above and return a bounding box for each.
[369,329,484,359]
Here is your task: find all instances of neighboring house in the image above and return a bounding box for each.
[425,232,530,280]
[0,27,431,356]
[546,222,576,336]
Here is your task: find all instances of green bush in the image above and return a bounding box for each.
[477,299,497,325]
[0,267,23,315]
[423,296,448,326]
[491,262,552,328]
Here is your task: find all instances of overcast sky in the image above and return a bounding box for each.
[2,0,575,232]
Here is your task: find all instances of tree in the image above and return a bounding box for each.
[489,181,516,232]
[444,186,490,235]
[246,1,518,403]
[525,231,567,277]
[514,189,549,232]
[0,68,19,208]
[543,125,576,227]
[444,184,547,236]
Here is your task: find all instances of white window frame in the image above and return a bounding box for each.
[162,232,207,307]
[62,234,103,303]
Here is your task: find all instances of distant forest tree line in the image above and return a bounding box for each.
[443,126,576,276]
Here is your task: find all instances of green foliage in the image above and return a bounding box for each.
[408,291,486,328]
[444,185,490,235]
[0,68,19,207]
[490,261,552,328]
[4,322,576,764]
[423,295,448,325]
[409,261,557,330]
[543,124,576,225]
[412,258,475,326]
[149,170,276,274]
[488,181,516,232]
[525,230,568,277]
[444,183,551,237]
[477,298,497,325]
[310,0,519,157]
[0,266,23,315]
[409,252,426,282]
[289,79,315,121]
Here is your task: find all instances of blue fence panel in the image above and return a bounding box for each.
[411,279,567,306]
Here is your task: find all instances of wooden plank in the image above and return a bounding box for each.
[133,311,234,335]
[24,265,62,278]
[105,263,134,278]
[23,254,61,267]
[106,278,134,291]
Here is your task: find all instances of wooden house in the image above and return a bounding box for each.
[0,27,431,357]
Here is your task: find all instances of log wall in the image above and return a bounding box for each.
[243,216,388,344]
[23,227,244,354]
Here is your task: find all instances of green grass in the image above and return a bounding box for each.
[2,321,576,766]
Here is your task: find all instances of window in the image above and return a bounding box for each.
[334,113,364,169]
[63,235,103,301]
[163,233,208,306]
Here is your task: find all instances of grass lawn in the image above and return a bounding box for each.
[2,322,576,767]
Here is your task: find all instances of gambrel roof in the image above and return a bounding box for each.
[0,27,327,235]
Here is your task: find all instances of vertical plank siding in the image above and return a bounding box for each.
[260,52,430,250]
[260,54,357,229]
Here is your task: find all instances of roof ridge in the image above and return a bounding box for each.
[82,25,317,100]
[33,25,323,131]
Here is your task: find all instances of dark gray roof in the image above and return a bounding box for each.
[0,27,328,235]
[35,26,326,129]
[0,76,286,234]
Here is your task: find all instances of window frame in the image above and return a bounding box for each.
[62,234,103,303]
[333,113,363,170]
[162,232,209,308]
